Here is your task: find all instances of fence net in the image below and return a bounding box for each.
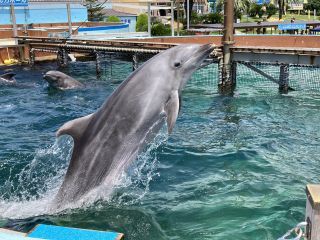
[67,53,320,95]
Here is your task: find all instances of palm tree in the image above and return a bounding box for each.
[216,0,254,19]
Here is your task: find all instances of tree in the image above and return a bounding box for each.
[278,0,288,19]
[151,22,171,36]
[107,16,121,22]
[84,0,104,21]
[304,0,320,15]
[136,14,148,32]
[216,0,254,20]
[266,3,278,18]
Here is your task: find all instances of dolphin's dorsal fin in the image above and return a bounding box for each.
[1,73,16,80]
[56,113,94,141]
[164,91,180,134]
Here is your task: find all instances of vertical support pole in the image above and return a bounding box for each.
[95,51,101,77]
[18,46,24,62]
[147,2,151,37]
[219,0,235,95]
[187,0,190,30]
[177,1,180,36]
[63,49,68,66]
[29,48,35,66]
[57,48,68,67]
[66,2,72,36]
[231,61,237,87]
[305,184,320,240]
[279,64,289,94]
[132,52,139,71]
[10,3,18,44]
[171,0,174,36]
[218,57,223,86]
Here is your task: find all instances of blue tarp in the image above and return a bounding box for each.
[0,232,42,240]
[278,23,306,30]
[256,0,270,4]
[28,224,123,240]
[0,0,28,6]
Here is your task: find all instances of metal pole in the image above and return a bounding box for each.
[10,2,18,44]
[66,2,72,36]
[219,0,235,94]
[171,0,174,36]
[147,2,151,37]
[177,1,180,36]
[187,0,190,30]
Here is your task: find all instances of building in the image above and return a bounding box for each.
[101,9,137,32]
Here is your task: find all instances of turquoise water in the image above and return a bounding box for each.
[0,60,320,239]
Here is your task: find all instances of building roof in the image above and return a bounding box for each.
[101,9,137,17]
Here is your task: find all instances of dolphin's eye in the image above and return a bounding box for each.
[174,62,181,68]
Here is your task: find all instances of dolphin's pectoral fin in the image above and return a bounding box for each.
[165,90,180,134]
[56,113,94,141]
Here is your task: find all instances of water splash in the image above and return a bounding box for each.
[0,128,167,219]
[0,137,72,218]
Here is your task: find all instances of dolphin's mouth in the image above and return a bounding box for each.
[184,44,214,67]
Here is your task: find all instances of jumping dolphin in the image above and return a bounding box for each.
[43,71,84,90]
[0,72,16,85]
[54,44,213,207]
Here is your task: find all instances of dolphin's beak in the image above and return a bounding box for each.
[198,44,215,59]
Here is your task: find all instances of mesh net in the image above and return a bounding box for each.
[236,62,320,94]
[68,52,320,95]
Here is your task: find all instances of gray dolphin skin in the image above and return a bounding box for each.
[54,44,213,207]
[0,73,16,85]
[43,70,84,90]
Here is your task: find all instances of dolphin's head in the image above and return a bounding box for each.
[43,70,65,87]
[150,44,214,90]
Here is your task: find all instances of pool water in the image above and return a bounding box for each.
[0,59,319,239]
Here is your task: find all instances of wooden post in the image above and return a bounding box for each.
[132,52,139,71]
[305,184,320,240]
[279,64,289,94]
[218,0,235,95]
[29,48,35,66]
[95,51,101,76]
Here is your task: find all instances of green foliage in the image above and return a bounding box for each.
[249,3,262,17]
[266,4,278,18]
[216,0,253,15]
[235,8,243,20]
[84,0,104,21]
[190,11,201,24]
[201,13,223,24]
[151,23,171,36]
[136,13,148,32]
[304,0,320,14]
[106,16,121,23]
